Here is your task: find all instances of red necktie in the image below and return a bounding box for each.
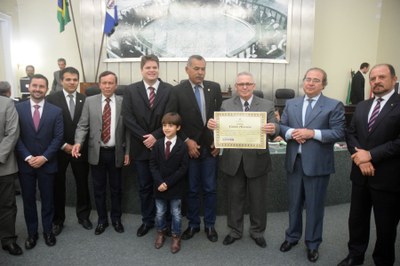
[165,141,172,159]
[149,87,155,108]
[368,98,383,132]
[102,98,111,143]
[33,105,40,131]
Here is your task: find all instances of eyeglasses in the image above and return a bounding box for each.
[304,78,322,84]
[236,83,255,87]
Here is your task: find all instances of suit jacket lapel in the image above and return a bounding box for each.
[294,97,303,127]
[74,93,85,123]
[233,96,245,111]
[304,95,324,127]
[369,93,399,133]
[138,82,151,109]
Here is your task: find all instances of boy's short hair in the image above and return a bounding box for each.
[162,112,182,126]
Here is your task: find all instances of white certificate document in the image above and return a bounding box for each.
[214,111,267,149]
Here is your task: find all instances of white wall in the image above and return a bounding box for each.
[1,0,399,101]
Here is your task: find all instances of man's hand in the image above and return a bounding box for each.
[186,139,200,158]
[158,182,168,192]
[359,162,375,176]
[63,144,73,155]
[291,128,314,144]
[124,154,130,166]
[262,122,276,135]
[207,118,217,130]
[143,134,157,149]
[71,144,81,158]
[28,156,47,168]
[351,147,372,166]
[210,144,219,157]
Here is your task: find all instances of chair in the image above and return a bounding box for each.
[275,88,295,106]
[253,90,264,99]
[85,86,101,96]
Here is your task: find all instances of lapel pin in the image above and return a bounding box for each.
[208,88,210,92]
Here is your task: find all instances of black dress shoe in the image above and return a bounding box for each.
[112,221,125,233]
[2,243,23,255]
[79,219,93,230]
[279,240,298,252]
[43,232,56,247]
[205,227,218,242]
[252,236,267,248]
[95,223,109,235]
[52,223,64,236]
[307,249,319,263]
[25,234,38,250]
[181,226,200,240]
[337,255,364,266]
[222,235,238,245]
[136,224,154,237]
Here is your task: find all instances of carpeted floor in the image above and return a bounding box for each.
[1,197,398,266]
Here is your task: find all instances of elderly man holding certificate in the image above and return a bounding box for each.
[207,71,279,248]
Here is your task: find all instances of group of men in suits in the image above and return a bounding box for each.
[1,59,399,265]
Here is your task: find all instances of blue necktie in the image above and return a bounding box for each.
[304,98,313,125]
[194,85,202,113]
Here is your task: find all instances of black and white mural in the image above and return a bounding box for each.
[106,0,290,62]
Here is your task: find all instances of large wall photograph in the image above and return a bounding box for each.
[106,0,290,62]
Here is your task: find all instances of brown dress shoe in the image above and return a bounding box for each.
[171,235,181,254]
[154,231,165,249]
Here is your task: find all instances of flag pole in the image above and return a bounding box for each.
[95,33,106,82]
[68,0,87,82]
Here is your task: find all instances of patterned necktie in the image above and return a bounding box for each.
[33,104,40,131]
[148,87,155,108]
[165,141,172,159]
[244,101,250,111]
[304,98,314,125]
[194,85,202,112]
[68,94,75,119]
[102,98,111,143]
[368,97,383,132]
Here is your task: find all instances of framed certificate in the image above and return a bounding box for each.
[214,111,267,149]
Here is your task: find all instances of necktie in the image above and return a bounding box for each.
[165,141,172,159]
[33,104,40,131]
[368,97,383,132]
[102,98,111,144]
[244,101,250,111]
[148,87,155,108]
[304,98,314,125]
[68,94,75,119]
[194,85,202,112]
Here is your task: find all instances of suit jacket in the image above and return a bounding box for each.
[51,70,63,93]
[74,94,130,167]
[15,100,64,174]
[350,70,365,105]
[150,137,189,199]
[166,80,222,147]
[0,96,19,176]
[122,79,172,160]
[346,92,400,192]
[219,95,279,178]
[280,94,345,176]
[46,90,88,161]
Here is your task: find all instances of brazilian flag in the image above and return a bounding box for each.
[57,0,71,32]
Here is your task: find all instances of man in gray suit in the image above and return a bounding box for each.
[72,71,130,235]
[207,72,279,248]
[279,67,345,262]
[0,96,22,256]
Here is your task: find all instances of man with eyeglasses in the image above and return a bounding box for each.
[207,72,279,248]
[278,68,345,262]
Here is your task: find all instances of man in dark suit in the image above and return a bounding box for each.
[207,72,279,248]
[279,68,345,262]
[0,95,22,256]
[15,74,64,249]
[51,58,66,94]
[350,62,369,105]
[338,64,400,266]
[122,54,172,237]
[46,67,92,235]
[72,71,130,235]
[166,55,222,242]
